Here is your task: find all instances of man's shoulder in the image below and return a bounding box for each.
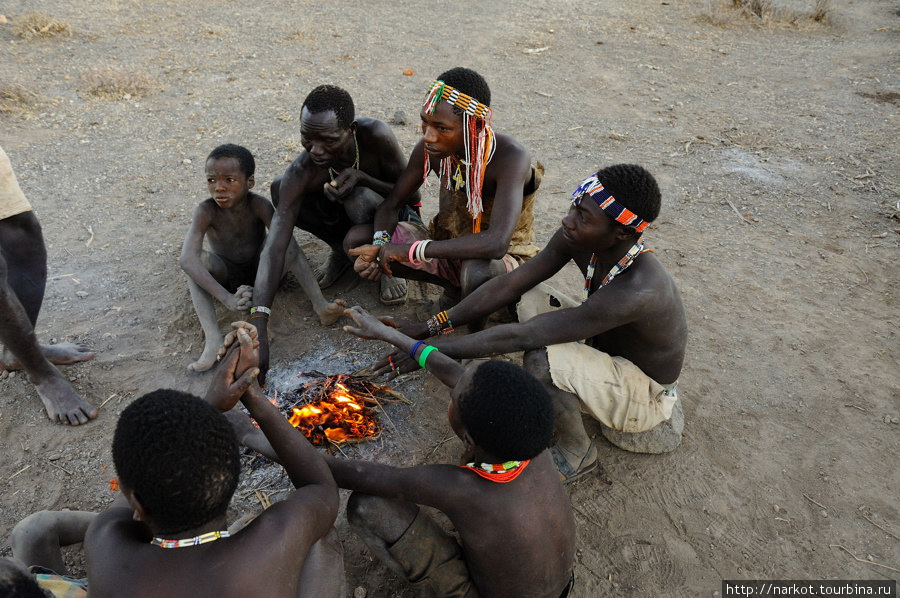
[492,132,528,155]
[357,117,397,142]
[85,508,143,555]
[487,133,531,173]
[282,154,326,192]
[247,191,273,210]
[193,197,217,213]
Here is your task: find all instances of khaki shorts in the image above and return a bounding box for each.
[388,508,479,598]
[517,284,678,433]
[391,221,519,288]
[0,145,33,220]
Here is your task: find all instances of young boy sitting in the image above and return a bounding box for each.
[81,326,344,598]
[180,143,345,372]
[334,306,575,597]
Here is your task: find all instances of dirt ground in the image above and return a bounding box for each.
[1,0,898,596]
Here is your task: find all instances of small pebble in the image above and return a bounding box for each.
[354,587,367,598]
[182,158,192,165]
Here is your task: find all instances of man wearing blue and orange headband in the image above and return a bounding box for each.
[378,164,688,482]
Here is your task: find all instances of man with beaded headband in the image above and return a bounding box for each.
[381,164,688,481]
[348,67,541,323]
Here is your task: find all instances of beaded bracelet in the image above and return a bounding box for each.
[373,230,391,246]
[426,316,441,337]
[418,345,439,369]
[409,340,426,360]
[250,306,271,317]
[434,311,453,334]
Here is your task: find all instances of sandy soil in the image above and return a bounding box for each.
[1,1,898,596]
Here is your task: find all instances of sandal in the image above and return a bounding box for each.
[550,440,599,484]
[380,276,408,306]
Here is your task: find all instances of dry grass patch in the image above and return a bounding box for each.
[702,0,831,26]
[80,67,155,100]
[0,83,39,118]
[11,13,72,39]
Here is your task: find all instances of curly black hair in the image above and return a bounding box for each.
[595,164,661,223]
[437,67,491,108]
[458,361,554,461]
[302,84,355,129]
[207,143,255,178]
[112,390,240,535]
[0,559,45,598]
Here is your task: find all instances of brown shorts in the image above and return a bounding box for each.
[0,145,32,220]
[388,509,479,598]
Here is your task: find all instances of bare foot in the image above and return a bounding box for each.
[32,368,98,425]
[1,342,94,370]
[314,251,351,289]
[380,276,407,306]
[317,299,348,326]
[188,342,220,372]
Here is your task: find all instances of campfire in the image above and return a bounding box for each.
[269,371,406,446]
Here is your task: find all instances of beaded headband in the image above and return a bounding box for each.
[572,174,649,233]
[423,80,491,119]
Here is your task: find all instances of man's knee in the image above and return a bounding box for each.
[346,492,417,545]
[523,348,551,382]
[0,212,44,259]
[343,187,382,224]
[10,511,57,553]
[458,259,494,296]
[600,397,685,454]
[346,492,381,529]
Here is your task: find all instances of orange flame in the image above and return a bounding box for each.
[283,378,381,445]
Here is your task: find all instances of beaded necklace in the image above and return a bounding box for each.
[582,236,646,303]
[328,132,359,183]
[151,529,230,549]
[461,459,531,483]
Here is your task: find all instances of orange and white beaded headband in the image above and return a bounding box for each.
[422,80,491,120]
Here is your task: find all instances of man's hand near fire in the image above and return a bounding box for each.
[343,306,463,388]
